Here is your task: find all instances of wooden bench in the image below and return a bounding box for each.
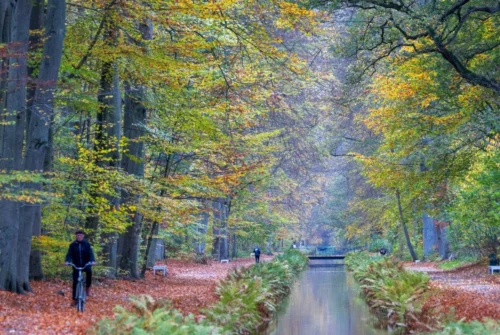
[220,259,229,263]
[488,266,500,274]
[153,265,168,276]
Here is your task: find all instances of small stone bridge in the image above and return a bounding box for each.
[308,255,345,260]
[303,246,362,266]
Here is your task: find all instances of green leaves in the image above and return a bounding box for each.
[434,318,500,335]
[96,296,225,335]
[446,149,500,254]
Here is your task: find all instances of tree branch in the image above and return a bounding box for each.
[72,0,119,72]
[440,0,471,21]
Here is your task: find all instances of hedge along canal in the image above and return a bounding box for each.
[265,264,387,335]
[93,249,309,334]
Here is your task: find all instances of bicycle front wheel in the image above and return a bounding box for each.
[77,298,85,312]
[76,283,86,312]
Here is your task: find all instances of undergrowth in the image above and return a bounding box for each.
[345,251,434,334]
[96,296,223,335]
[345,251,500,335]
[433,318,500,335]
[94,249,308,334]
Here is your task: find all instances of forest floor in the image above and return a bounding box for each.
[3,258,499,334]
[404,261,500,325]
[0,256,272,335]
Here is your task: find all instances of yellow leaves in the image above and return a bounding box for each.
[457,85,483,106]
[32,235,67,250]
[477,17,498,40]
[276,2,318,32]
[364,54,479,149]
[353,153,412,191]
[371,58,439,108]
[345,224,363,240]
[0,170,59,203]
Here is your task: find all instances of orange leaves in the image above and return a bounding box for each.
[404,262,500,329]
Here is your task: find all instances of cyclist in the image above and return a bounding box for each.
[65,230,96,305]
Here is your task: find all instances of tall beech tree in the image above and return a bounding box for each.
[0,0,33,293]
[0,0,65,292]
[23,0,66,284]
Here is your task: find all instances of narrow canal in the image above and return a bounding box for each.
[266,265,387,335]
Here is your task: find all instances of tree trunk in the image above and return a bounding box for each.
[0,0,33,293]
[0,0,12,128]
[146,225,160,268]
[212,199,228,261]
[26,0,44,131]
[140,220,158,278]
[0,0,15,292]
[395,189,418,261]
[116,20,152,278]
[24,0,65,282]
[101,66,122,277]
[86,54,121,274]
[422,213,436,258]
[117,79,147,278]
[212,228,220,261]
[222,200,229,260]
[84,64,113,237]
[437,224,449,260]
[195,201,209,254]
[266,235,273,255]
[231,233,237,258]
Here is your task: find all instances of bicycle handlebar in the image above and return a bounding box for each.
[67,262,94,270]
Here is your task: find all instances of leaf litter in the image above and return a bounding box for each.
[404,262,500,323]
[0,257,271,334]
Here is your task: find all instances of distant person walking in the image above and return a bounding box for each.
[253,246,261,264]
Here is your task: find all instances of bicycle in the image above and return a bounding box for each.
[67,262,92,312]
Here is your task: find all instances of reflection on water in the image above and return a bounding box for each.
[266,266,387,335]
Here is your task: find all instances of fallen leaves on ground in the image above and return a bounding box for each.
[0,256,271,335]
[404,262,500,323]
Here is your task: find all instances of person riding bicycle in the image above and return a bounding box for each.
[65,230,96,305]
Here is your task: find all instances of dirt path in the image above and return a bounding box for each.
[0,256,271,335]
[404,262,500,321]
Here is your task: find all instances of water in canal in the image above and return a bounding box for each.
[266,264,387,335]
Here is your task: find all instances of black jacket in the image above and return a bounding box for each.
[65,240,95,267]
[253,248,261,256]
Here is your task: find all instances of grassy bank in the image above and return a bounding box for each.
[94,249,308,334]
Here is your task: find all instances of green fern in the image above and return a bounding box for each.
[434,318,500,335]
[95,296,224,335]
[346,252,431,332]
[94,250,308,335]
